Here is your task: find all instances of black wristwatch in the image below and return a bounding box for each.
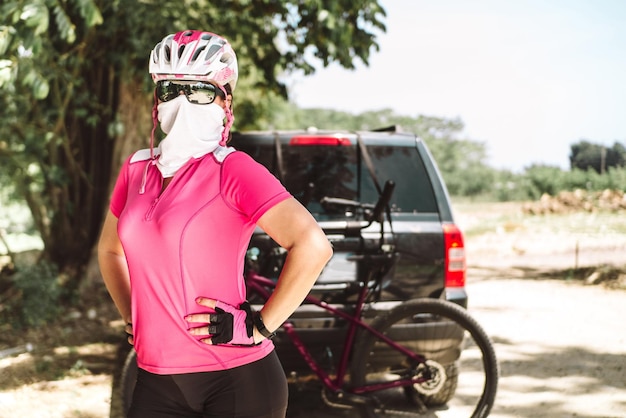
[253,312,276,339]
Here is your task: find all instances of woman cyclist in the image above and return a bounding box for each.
[98,30,332,418]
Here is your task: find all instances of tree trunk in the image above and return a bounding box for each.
[81,80,154,295]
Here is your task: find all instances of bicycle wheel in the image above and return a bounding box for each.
[350,298,498,418]
[120,349,138,416]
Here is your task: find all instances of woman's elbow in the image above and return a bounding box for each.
[311,230,333,264]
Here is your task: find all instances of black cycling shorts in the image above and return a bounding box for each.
[127,350,288,418]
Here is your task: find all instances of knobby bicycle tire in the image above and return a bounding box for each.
[350,298,498,418]
[120,349,138,416]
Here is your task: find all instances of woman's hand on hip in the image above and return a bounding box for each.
[185,298,260,346]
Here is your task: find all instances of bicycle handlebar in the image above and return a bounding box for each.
[319,179,395,226]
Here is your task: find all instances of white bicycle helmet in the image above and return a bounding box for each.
[149,30,238,92]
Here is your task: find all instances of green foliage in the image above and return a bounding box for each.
[486,170,528,202]
[11,260,62,328]
[0,0,386,294]
[503,162,626,202]
[521,165,566,198]
[570,140,626,173]
[0,0,113,277]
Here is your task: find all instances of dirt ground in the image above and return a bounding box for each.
[0,202,625,418]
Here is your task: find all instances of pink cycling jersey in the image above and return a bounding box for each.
[110,149,291,374]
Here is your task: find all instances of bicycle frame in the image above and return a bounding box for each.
[245,270,429,396]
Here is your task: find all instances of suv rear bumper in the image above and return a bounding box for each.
[445,286,468,308]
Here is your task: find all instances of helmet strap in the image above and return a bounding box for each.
[150,89,159,159]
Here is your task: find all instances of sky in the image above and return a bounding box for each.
[286,0,626,172]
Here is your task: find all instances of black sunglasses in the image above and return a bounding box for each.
[156,80,225,105]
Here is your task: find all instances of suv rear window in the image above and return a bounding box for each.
[234,138,439,219]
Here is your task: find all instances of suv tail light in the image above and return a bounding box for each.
[443,223,466,288]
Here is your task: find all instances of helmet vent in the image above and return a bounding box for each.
[220,53,234,64]
[178,44,186,58]
[192,46,206,61]
[206,44,221,59]
[153,42,161,60]
[164,45,171,62]
[201,33,213,41]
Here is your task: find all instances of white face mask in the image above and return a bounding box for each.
[156,96,225,178]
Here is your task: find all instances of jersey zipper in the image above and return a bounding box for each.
[145,197,159,221]
[145,172,175,221]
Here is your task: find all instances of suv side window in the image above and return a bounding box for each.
[363,144,439,214]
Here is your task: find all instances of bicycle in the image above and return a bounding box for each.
[119,181,499,417]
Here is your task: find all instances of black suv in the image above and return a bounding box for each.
[230,126,468,372]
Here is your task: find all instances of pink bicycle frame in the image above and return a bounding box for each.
[245,270,429,395]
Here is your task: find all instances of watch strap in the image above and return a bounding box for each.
[253,312,276,339]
